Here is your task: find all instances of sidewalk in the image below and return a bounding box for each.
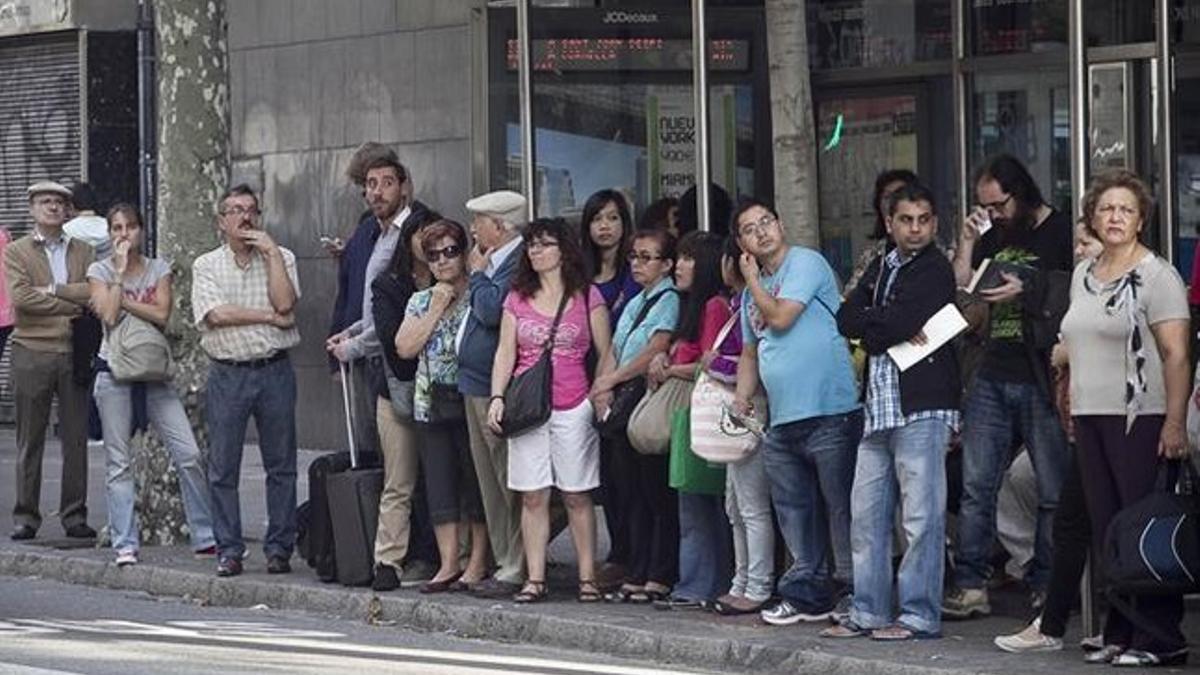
[0,428,1195,675]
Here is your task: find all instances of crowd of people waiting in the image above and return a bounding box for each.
[2,142,1197,668]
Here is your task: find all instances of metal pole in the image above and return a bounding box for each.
[951,0,968,221]
[137,0,157,256]
[691,0,710,232]
[1068,1,1100,639]
[516,0,536,221]
[1157,0,1174,262]
[1069,0,1087,225]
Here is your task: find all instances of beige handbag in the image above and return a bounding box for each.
[108,314,173,382]
[628,376,694,455]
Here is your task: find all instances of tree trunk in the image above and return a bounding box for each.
[133,0,229,546]
[765,0,820,248]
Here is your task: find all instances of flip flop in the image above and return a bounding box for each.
[870,624,941,641]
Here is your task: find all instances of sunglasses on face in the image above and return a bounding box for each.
[425,244,463,262]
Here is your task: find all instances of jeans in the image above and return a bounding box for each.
[94,373,215,552]
[673,492,731,602]
[955,375,1068,590]
[725,450,775,602]
[849,418,950,635]
[206,358,297,560]
[762,409,862,612]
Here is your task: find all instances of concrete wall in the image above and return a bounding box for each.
[227,0,476,449]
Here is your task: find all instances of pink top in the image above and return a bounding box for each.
[504,285,604,410]
[0,228,12,327]
[670,296,732,366]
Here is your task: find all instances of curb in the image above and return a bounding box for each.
[0,549,991,675]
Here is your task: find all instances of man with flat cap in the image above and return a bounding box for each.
[456,189,528,597]
[4,181,97,541]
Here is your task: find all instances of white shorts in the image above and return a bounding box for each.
[507,398,601,492]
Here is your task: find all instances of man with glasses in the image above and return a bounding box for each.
[192,184,301,577]
[732,198,862,626]
[5,181,97,541]
[456,189,528,598]
[945,154,1073,618]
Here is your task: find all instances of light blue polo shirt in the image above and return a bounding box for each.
[741,246,859,426]
[613,276,679,367]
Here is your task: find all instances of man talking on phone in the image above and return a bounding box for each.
[945,154,1072,619]
[456,190,528,598]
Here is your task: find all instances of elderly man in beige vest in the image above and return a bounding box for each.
[4,181,97,541]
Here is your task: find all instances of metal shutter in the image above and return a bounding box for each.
[0,31,83,423]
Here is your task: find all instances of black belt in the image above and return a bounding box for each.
[212,350,288,369]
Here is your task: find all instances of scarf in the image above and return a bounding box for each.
[1083,261,1145,432]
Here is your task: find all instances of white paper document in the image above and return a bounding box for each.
[886,303,969,372]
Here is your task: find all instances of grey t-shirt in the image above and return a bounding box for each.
[1060,254,1189,416]
[87,257,172,361]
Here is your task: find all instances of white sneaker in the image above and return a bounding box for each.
[760,600,832,626]
[994,618,1063,653]
[115,549,138,567]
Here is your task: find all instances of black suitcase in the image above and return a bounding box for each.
[301,449,380,581]
[325,361,385,587]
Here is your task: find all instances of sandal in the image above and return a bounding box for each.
[605,584,643,603]
[821,621,870,639]
[628,588,669,604]
[513,580,548,604]
[870,624,941,641]
[577,579,602,603]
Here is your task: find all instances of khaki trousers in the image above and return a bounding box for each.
[464,394,524,583]
[373,396,418,569]
[12,343,90,530]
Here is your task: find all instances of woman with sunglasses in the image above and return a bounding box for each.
[394,218,489,593]
[592,228,681,603]
[488,218,613,603]
[87,204,216,567]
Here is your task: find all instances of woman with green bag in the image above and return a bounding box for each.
[647,232,732,610]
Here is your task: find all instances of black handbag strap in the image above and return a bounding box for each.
[615,287,678,360]
[540,290,571,357]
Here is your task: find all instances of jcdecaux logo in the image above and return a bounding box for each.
[602,11,658,24]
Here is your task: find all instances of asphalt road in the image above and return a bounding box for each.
[0,577,707,675]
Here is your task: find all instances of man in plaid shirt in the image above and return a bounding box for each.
[828,182,961,641]
[192,184,301,578]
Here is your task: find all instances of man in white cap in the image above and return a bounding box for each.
[456,189,528,597]
[4,181,97,541]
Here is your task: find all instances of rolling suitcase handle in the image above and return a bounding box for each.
[338,359,359,469]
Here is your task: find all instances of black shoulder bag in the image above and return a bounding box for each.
[499,291,570,438]
[593,288,677,440]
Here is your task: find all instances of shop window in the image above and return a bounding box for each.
[967,0,1067,56]
[816,94,919,280]
[969,69,1071,212]
[807,0,952,70]
[1085,0,1154,46]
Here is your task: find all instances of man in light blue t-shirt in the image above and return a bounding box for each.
[733,199,862,626]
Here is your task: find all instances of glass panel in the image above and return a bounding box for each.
[1085,0,1154,46]
[967,0,1067,56]
[816,94,919,281]
[807,0,952,70]
[969,69,1071,211]
[497,82,756,221]
[1174,59,1200,280]
[1089,63,1131,174]
[1173,1,1200,45]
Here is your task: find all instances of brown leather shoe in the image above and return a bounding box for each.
[420,571,463,594]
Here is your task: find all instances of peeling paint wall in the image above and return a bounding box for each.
[227,0,474,449]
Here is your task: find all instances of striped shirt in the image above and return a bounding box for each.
[192,244,301,361]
